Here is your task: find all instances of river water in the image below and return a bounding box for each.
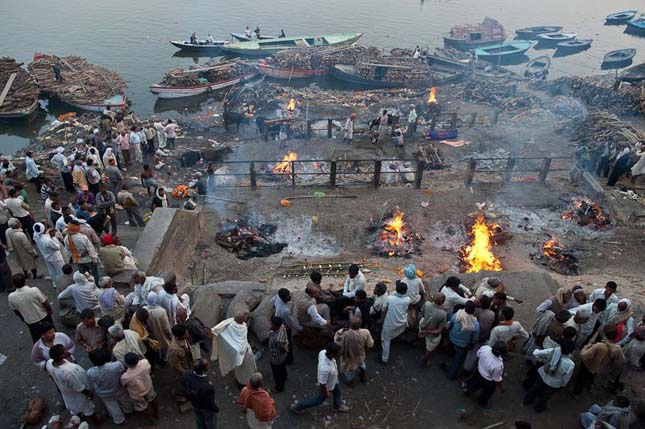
[2,0,644,153]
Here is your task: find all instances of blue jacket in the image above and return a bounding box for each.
[448,313,480,348]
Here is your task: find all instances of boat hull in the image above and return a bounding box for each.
[0,98,39,119]
[230,33,277,41]
[149,72,258,99]
[602,49,637,68]
[443,37,505,51]
[619,64,645,82]
[606,11,638,24]
[556,39,592,50]
[331,64,461,88]
[257,63,329,79]
[536,33,577,44]
[474,41,535,61]
[515,26,564,39]
[626,20,645,33]
[170,41,228,53]
[222,33,363,56]
[65,94,127,112]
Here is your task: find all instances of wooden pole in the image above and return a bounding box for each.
[430,115,438,131]
[0,73,17,108]
[291,161,296,188]
[450,113,458,129]
[249,162,257,189]
[306,120,312,140]
[465,159,477,186]
[539,158,552,183]
[373,160,382,188]
[469,112,477,128]
[415,161,425,189]
[329,161,337,187]
[327,119,333,139]
[504,158,516,184]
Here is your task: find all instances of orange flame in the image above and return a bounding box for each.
[273,151,297,177]
[287,98,296,111]
[460,215,502,273]
[427,87,437,104]
[380,211,406,257]
[312,162,320,169]
[543,238,566,260]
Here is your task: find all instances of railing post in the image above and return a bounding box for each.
[465,158,477,186]
[540,158,552,183]
[450,113,458,129]
[291,161,296,188]
[329,161,337,188]
[327,119,333,139]
[249,162,257,190]
[492,110,500,124]
[415,160,425,189]
[430,115,438,131]
[469,112,477,127]
[306,120,312,140]
[504,158,516,184]
[373,160,382,188]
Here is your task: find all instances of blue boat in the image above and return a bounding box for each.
[474,41,535,61]
[606,10,638,25]
[626,14,645,33]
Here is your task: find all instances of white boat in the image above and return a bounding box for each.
[66,94,127,112]
[150,62,259,99]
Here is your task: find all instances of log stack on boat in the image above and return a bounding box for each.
[257,45,382,79]
[150,60,258,99]
[28,55,126,111]
[0,57,39,119]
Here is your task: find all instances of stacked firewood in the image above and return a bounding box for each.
[0,57,39,114]
[543,76,645,114]
[268,45,383,70]
[28,55,125,105]
[560,109,645,149]
[160,61,254,87]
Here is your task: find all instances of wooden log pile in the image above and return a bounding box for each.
[559,109,645,149]
[542,76,645,114]
[462,78,539,111]
[160,61,254,87]
[0,57,39,114]
[28,55,125,105]
[268,45,382,70]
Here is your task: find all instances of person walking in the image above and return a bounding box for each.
[51,147,75,193]
[181,358,219,429]
[5,218,39,279]
[380,280,411,365]
[419,292,448,367]
[237,373,276,428]
[523,340,576,412]
[8,273,54,342]
[406,104,417,138]
[87,348,134,425]
[164,120,179,149]
[377,110,389,143]
[96,187,118,235]
[64,221,100,285]
[290,342,350,414]
[121,353,158,424]
[463,341,506,407]
[334,316,374,386]
[344,113,356,144]
[268,316,289,392]
[129,126,143,164]
[117,185,146,227]
[33,224,64,288]
[5,188,35,238]
[444,301,480,380]
[46,344,95,420]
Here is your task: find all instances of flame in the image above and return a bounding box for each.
[561,196,609,227]
[382,211,406,248]
[273,151,298,177]
[460,215,502,273]
[427,87,437,104]
[373,209,420,257]
[286,98,296,111]
[312,162,320,169]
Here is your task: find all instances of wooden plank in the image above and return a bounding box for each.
[58,57,77,72]
[0,73,17,107]
[360,63,412,70]
[171,62,236,75]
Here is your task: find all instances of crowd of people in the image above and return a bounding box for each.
[571,139,645,187]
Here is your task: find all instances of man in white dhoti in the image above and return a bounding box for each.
[46,344,95,419]
[33,223,64,288]
[211,312,257,387]
[380,281,411,365]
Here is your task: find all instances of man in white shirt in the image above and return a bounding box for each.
[487,306,529,350]
[290,342,349,414]
[129,271,165,306]
[568,299,607,347]
[24,151,43,191]
[589,282,618,305]
[523,340,576,412]
[441,276,473,316]
[129,126,143,164]
[333,264,366,319]
[5,188,34,237]
[51,147,75,192]
[8,273,54,342]
[64,220,99,284]
[163,120,179,149]
[380,281,411,364]
[463,341,506,407]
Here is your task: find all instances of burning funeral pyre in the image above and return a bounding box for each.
[272,152,298,179]
[459,214,508,273]
[216,216,287,260]
[561,196,611,228]
[532,237,580,276]
[368,209,422,257]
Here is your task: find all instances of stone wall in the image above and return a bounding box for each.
[133,208,204,279]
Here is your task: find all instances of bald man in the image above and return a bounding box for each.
[419,293,448,367]
[211,312,257,387]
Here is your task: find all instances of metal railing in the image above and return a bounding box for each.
[464,156,573,185]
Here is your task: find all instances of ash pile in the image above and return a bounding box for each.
[531,236,580,276]
[367,209,423,257]
[215,216,287,260]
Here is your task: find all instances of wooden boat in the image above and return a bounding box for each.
[602,49,637,67]
[170,40,229,53]
[473,61,523,80]
[524,56,551,78]
[474,41,535,61]
[29,54,127,112]
[221,33,363,56]
[230,32,277,41]
[150,61,259,99]
[619,63,645,83]
[626,15,645,33]
[443,17,505,51]
[556,39,593,50]
[331,62,462,89]
[257,61,329,79]
[0,58,40,119]
[536,32,577,44]
[605,10,638,24]
[515,26,563,39]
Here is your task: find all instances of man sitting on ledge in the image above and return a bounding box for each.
[292,282,331,348]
